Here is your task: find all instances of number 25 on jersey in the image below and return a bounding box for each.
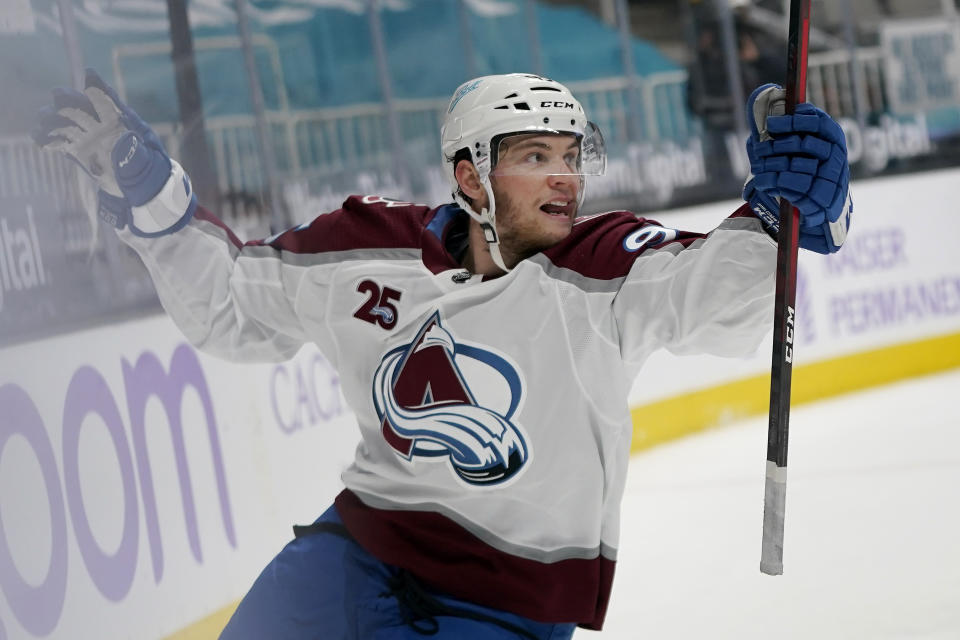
[354,280,402,330]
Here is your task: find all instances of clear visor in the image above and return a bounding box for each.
[490,122,606,177]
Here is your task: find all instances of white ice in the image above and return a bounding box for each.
[601,368,960,639]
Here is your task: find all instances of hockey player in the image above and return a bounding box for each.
[34,71,850,639]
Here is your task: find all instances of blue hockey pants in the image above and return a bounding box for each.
[218,504,577,639]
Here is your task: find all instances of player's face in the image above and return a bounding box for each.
[490,134,581,259]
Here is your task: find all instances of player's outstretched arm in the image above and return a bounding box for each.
[742,83,852,255]
[33,70,306,362]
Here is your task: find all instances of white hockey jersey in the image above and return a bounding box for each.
[119,192,776,629]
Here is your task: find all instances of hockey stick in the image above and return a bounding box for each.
[760,0,811,576]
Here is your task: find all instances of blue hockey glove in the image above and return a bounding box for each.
[742,84,852,254]
[33,68,194,237]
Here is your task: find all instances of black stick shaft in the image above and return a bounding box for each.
[760,0,811,577]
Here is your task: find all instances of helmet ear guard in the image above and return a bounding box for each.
[450,152,506,272]
[440,74,607,273]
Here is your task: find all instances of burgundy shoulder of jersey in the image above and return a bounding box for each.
[542,210,707,280]
[251,195,433,255]
[729,202,758,220]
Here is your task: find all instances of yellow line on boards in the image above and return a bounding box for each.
[630,331,960,453]
[162,601,238,640]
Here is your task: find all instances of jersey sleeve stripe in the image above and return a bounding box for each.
[242,245,423,267]
[528,255,625,293]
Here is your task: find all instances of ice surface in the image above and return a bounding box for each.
[602,369,960,639]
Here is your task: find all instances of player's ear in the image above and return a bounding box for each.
[455,160,486,203]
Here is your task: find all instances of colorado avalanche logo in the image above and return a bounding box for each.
[372,312,529,486]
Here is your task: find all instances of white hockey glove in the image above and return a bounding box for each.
[33,68,196,237]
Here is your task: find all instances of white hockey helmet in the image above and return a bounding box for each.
[440,73,606,271]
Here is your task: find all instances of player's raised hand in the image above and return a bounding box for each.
[33,68,175,232]
[742,83,852,254]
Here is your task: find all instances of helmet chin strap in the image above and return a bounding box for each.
[454,178,511,274]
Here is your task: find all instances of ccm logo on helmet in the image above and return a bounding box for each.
[541,101,574,109]
[623,225,678,252]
